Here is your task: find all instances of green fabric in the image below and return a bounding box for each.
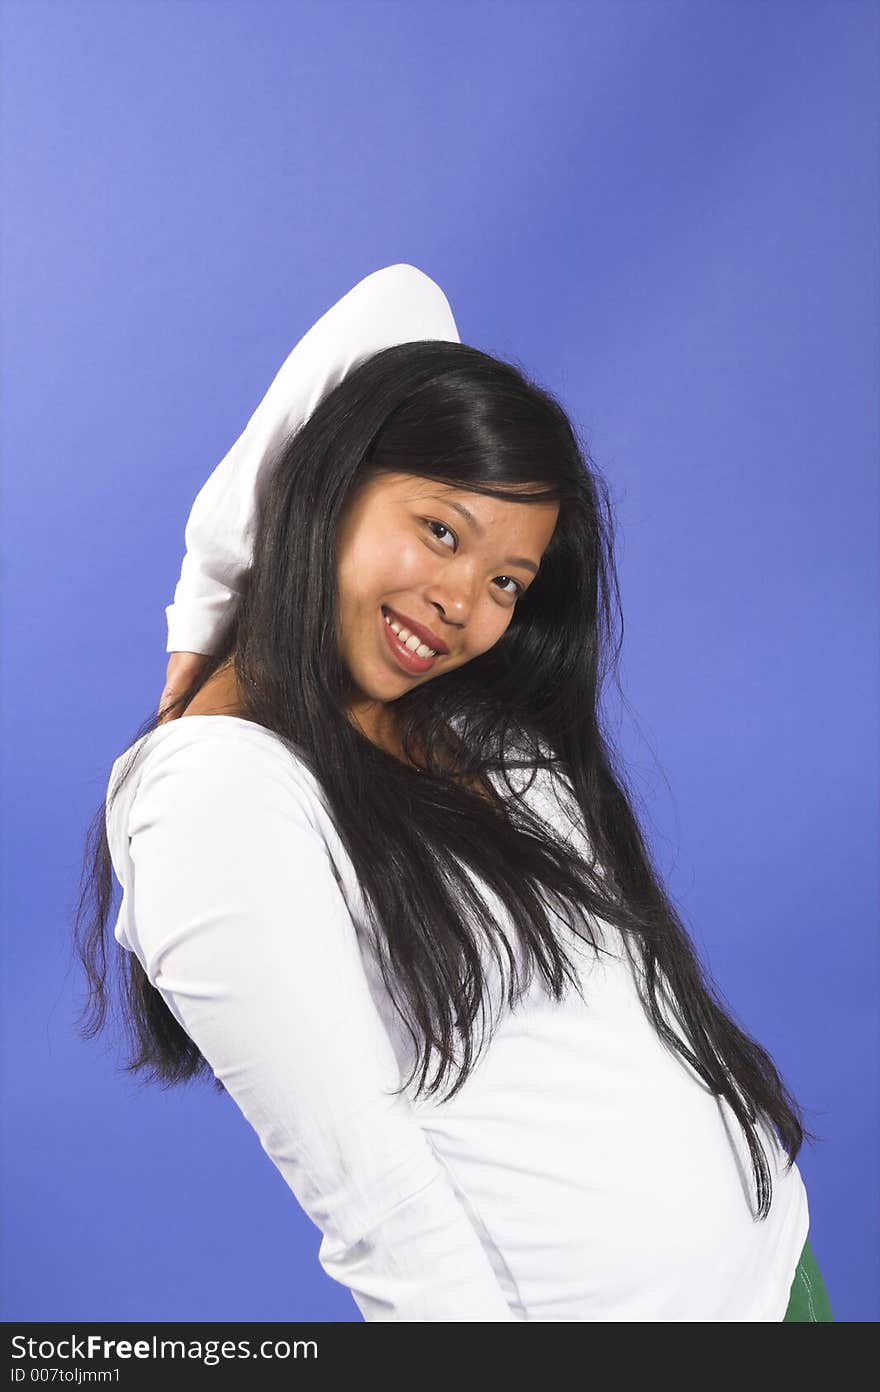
[783,1236,834,1321]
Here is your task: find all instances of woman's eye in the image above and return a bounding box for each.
[425,519,456,548]
[494,575,523,599]
[424,521,523,599]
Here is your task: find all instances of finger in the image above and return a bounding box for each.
[157,688,184,723]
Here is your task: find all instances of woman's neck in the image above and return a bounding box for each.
[179,657,251,721]
[183,662,491,799]
[347,697,425,770]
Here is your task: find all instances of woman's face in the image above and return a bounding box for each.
[335,471,559,740]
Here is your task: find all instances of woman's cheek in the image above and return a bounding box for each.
[391,536,432,585]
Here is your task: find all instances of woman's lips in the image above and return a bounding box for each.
[380,608,439,674]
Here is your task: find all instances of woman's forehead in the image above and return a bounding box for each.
[374,472,555,512]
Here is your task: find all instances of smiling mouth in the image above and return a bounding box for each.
[380,607,441,673]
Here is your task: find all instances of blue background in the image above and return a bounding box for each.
[2,0,877,1322]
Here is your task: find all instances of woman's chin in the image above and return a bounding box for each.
[347,665,411,705]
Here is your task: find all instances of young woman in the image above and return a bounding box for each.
[74,264,833,1322]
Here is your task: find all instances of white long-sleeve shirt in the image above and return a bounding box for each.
[110,265,809,1319]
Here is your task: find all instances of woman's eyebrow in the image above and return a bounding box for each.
[428,496,540,574]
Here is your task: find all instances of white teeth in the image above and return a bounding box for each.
[383,611,437,658]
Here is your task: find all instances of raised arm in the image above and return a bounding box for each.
[124,729,515,1322]
[165,263,460,657]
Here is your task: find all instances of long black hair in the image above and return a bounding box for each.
[73,339,819,1220]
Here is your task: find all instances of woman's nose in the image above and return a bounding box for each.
[424,579,472,627]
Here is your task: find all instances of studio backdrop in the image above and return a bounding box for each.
[1,0,876,1323]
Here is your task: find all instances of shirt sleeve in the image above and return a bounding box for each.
[165,263,461,655]
[124,729,515,1322]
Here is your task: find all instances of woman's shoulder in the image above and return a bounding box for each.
[107,715,327,835]
[104,718,350,959]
